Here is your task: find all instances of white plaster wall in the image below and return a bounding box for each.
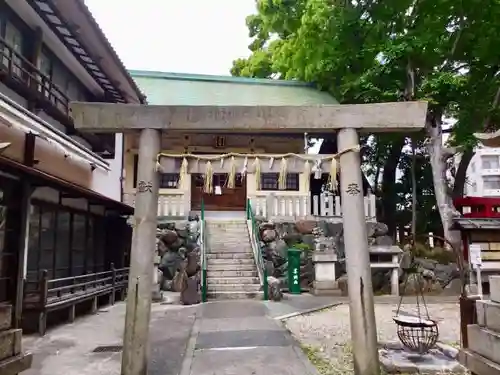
[91,133,123,201]
[461,147,500,197]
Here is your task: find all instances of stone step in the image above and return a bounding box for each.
[207,258,254,265]
[207,241,252,249]
[207,283,261,293]
[208,234,249,238]
[207,247,253,253]
[207,291,263,300]
[206,263,256,271]
[460,349,500,375]
[208,239,251,244]
[490,276,500,303]
[0,328,22,362]
[477,300,500,332]
[208,236,250,242]
[207,277,260,285]
[206,224,247,229]
[0,353,33,375]
[207,233,248,237]
[468,324,500,363]
[0,304,12,331]
[209,237,251,242]
[207,224,247,228]
[207,252,253,260]
[207,270,258,278]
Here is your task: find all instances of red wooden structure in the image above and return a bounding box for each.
[454,196,500,218]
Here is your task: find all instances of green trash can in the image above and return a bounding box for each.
[288,248,301,294]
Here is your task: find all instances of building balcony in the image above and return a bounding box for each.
[0,37,70,125]
[480,168,500,176]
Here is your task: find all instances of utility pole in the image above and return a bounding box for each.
[121,128,161,375]
[337,128,380,375]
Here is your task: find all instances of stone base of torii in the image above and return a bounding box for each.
[70,101,428,375]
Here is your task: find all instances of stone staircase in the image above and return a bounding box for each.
[460,275,500,374]
[205,219,262,300]
[0,304,32,375]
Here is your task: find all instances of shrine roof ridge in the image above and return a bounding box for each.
[128,70,314,87]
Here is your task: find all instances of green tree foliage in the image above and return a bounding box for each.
[232,0,500,240]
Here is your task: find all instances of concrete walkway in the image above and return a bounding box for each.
[22,302,197,375]
[180,300,319,375]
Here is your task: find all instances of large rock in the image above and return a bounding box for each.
[173,269,188,292]
[282,233,302,246]
[268,239,288,261]
[267,276,283,301]
[160,251,183,279]
[181,276,201,305]
[400,273,443,295]
[161,229,178,246]
[262,229,277,242]
[185,252,199,277]
[175,222,189,238]
[259,222,275,231]
[168,238,184,252]
[366,222,389,237]
[295,220,316,235]
[374,235,393,246]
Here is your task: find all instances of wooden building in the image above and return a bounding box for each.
[0,0,143,368]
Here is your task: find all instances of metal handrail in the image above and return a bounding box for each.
[200,199,208,302]
[246,199,269,300]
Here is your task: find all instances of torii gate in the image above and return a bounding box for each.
[70,101,428,375]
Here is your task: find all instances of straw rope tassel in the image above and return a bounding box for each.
[278,157,288,190]
[155,155,164,173]
[227,156,236,188]
[204,161,213,193]
[254,157,261,190]
[177,157,188,188]
[303,160,311,193]
[328,158,338,192]
[241,156,248,178]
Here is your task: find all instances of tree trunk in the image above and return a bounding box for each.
[380,136,405,237]
[453,148,474,198]
[426,115,462,249]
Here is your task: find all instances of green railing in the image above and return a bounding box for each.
[200,199,208,302]
[246,199,268,301]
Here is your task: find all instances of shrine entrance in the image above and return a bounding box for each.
[190,173,246,211]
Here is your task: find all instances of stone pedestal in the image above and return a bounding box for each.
[312,252,339,295]
[459,276,500,375]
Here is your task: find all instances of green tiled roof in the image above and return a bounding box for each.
[129,70,338,106]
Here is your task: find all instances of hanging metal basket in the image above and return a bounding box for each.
[393,259,440,354]
[393,315,439,353]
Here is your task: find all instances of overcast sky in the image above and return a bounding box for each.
[85,0,255,76]
[84,0,323,154]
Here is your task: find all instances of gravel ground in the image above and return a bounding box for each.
[284,303,462,374]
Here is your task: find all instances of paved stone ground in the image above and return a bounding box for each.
[19,294,462,375]
[284,303,462,374]
[22,302,197,375]
[264,293,460,319]
[181,300,319,375]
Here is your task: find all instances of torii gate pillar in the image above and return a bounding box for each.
[121,128,160,375]
[338,128,379,374]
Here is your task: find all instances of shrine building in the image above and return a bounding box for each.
[124,70,377,220]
